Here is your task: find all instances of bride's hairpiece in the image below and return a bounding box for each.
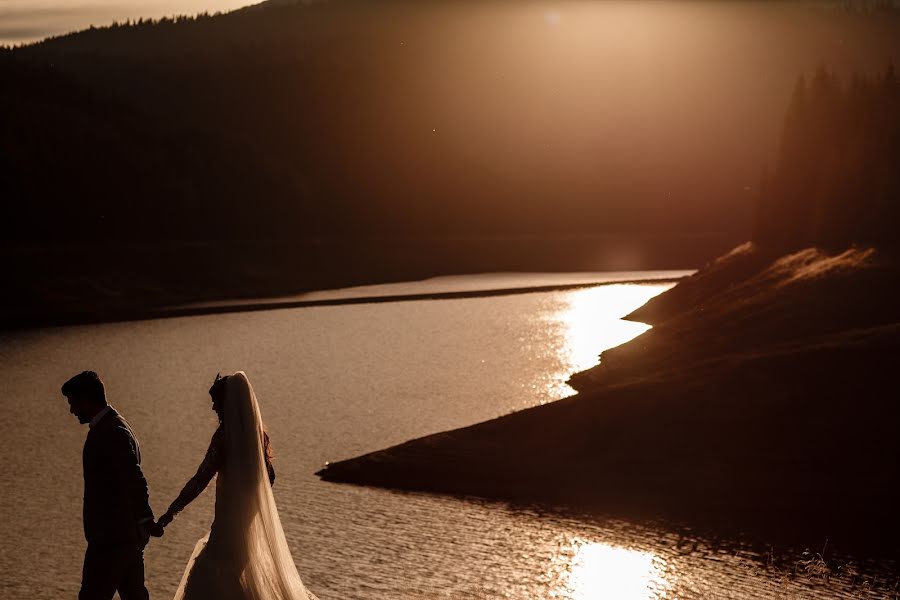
[209,372,228,397]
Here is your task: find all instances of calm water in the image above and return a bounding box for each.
[0,274,895,599]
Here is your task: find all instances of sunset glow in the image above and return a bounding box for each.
[548,283,673,398]
[568,542,669,600]
[5,0,900,596]
[548,539,671,600]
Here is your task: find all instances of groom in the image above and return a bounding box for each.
[63,371,163,600]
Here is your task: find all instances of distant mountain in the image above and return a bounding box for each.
[3,0,900,244]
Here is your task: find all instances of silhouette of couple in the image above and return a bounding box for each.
[63,370,318,600]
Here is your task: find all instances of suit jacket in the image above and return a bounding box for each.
[82,407,154,546]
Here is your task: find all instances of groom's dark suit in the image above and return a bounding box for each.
[81,406,154,600]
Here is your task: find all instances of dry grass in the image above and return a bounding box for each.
[675,543,898,600]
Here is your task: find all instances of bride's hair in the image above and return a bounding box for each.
[263,431,274,462]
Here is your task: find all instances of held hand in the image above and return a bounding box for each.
[157,512,174,528]
[146,520,165,538]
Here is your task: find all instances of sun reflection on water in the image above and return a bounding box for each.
[557,540,671,600]
[548,283,675,398]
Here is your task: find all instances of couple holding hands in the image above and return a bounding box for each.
[64,370,318,600]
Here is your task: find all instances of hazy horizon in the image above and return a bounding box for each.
[0,0,257,45]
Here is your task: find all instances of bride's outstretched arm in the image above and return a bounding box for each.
[158,428,222,527]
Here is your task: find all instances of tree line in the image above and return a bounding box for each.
[754,64,900,251]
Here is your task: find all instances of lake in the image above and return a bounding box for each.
[0,272,894,599]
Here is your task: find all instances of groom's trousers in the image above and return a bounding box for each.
[79,542,149,600]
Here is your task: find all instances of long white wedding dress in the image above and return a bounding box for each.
[172,372,318,600]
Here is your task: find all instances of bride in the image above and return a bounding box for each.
[158,372,318,600]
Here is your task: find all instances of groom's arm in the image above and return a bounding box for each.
[109,427,155,524]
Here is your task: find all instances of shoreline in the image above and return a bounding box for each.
[316,244,900,556]
[1,274,688,333]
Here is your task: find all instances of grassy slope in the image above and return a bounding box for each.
[318,244,900,551]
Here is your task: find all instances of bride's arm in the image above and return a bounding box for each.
[158,428,222,526]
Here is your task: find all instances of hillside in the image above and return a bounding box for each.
[5,0,900,244]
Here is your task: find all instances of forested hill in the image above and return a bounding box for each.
[3,0,900,245]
